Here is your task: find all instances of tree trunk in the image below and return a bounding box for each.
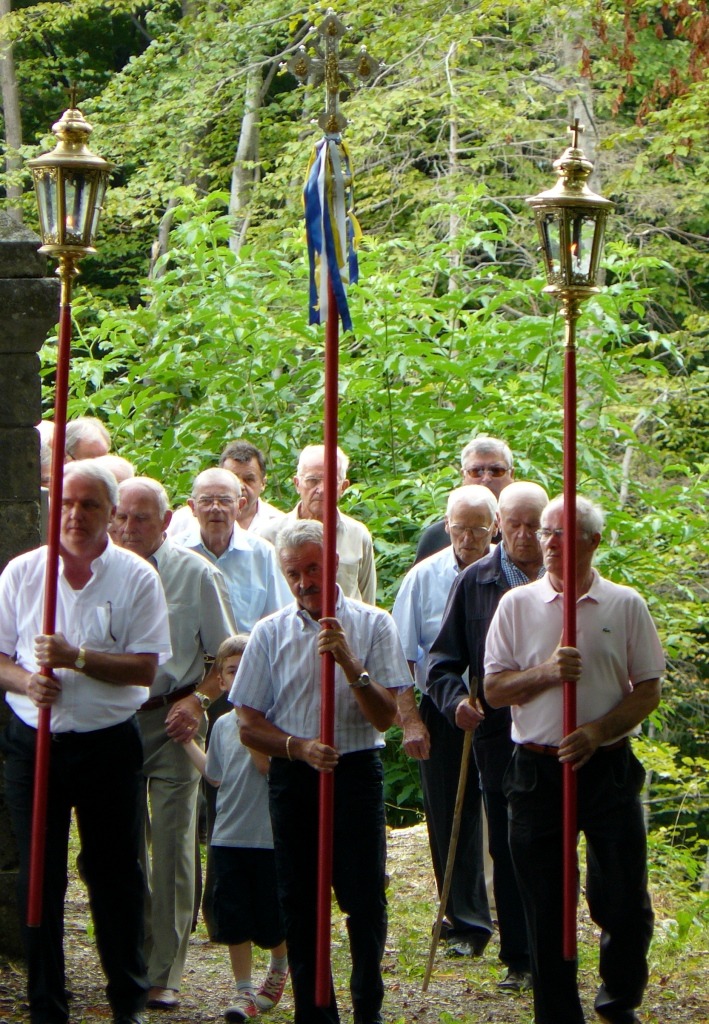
[0,0,24,223]
[229,65,262,254]
[561,20,602,193]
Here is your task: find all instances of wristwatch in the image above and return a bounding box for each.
[193,690,212,711]
[349,672,371,690]
[74,646,87,670]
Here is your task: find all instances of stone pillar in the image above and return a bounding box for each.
[0,210,59,957]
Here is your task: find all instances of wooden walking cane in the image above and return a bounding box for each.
[422,689,479,992]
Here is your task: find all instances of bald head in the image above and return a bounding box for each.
[189,467,244,557]
[192,468,242,499]
[497,481,549,577]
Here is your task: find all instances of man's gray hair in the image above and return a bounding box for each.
[192,467,242,498]
[276,518,324,557]
[297,444,350,481]
[65,416,111,458]
[64,459,118,507]
[119,477,171,517]
[543,495,605,537]
[446,485,498,520]
[459,435,513,470]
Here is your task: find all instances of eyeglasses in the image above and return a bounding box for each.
[536,528,564,541]
[463,464,509,478]
[449,523,494,539]
[300,475,344,489]
[195,495,237,509]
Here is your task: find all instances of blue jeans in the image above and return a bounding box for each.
[268,750,387,1024]
[2,711,148,1024]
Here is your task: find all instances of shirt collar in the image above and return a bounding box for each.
[539,567,599,603]
[295,584,345,630]
[500,543,546,588]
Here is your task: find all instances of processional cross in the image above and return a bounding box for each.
[287,9,381,1008]
[288,9,381,134]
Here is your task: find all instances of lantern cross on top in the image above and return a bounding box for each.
[568,117,583,150]
[288,9,381,134]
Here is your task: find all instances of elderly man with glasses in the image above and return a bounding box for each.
[392,485,499,958]
[414,435,515,564]
[484,496,664,1024]
[182,468,290,632]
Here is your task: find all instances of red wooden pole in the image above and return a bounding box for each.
[27,258,77,927]
[315,275,339,1005]
[561,302,579,960]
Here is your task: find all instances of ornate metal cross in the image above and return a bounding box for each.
[288,9,381,133]
[568,117,584,150]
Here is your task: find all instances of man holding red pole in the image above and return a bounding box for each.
[0,461,172,1024]
[483,495,664,1024]
[231,519,409,1024]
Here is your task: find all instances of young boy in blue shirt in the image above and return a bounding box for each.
[184,635,288,1021]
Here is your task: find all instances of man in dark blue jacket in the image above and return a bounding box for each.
[427,481,548,992]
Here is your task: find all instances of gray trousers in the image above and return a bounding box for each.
[139,707,205,990]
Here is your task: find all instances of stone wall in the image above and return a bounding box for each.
[0,210,59,957]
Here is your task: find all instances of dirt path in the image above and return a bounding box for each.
[1,823,707,1023]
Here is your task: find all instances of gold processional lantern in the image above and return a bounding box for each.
[526,119,614,962]
[24,100,112,929]
[526,118,614,307]
[28,102,112,261]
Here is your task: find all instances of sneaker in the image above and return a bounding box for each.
[254,966,289,1011]
[497,968,533,992]
[224,993,259,1022]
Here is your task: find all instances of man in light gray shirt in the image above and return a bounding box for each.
[114,477,236,1011]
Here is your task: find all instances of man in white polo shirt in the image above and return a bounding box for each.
[484,495,664,1024]
[0,461,172,1024]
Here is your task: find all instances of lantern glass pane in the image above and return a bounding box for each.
[569,213,598,283]
[64,172,92,245]
[540,212,561,277]
[35,170,59,244]
[90,174,109,243]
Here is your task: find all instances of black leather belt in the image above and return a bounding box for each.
[520,737,628,756]
[139,680,198,713]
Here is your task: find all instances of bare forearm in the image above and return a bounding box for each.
[351,680,397,733]
[485,646,580,708]
[0,654,31,695]
[75,649,158,687]
[484,664,557,707]
[591,679,661,744]
[237,709,292,759]
[182,738,208,777]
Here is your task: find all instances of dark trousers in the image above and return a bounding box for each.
[419,696,491,939]
[2,711,148,1024]
[505,745,654,1024]
[482,786,530,971]
[268,750,387,1024]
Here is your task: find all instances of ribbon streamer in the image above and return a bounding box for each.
[304,135,361,333]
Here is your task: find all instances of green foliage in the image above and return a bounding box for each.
[4,0,708,864]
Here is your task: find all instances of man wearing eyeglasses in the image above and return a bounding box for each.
[182,468,290,632]
[484,496,664,1024]
[426,481,549,991]
[414,435,515,564]
[392,486,498,958]
[261,444,376,604]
